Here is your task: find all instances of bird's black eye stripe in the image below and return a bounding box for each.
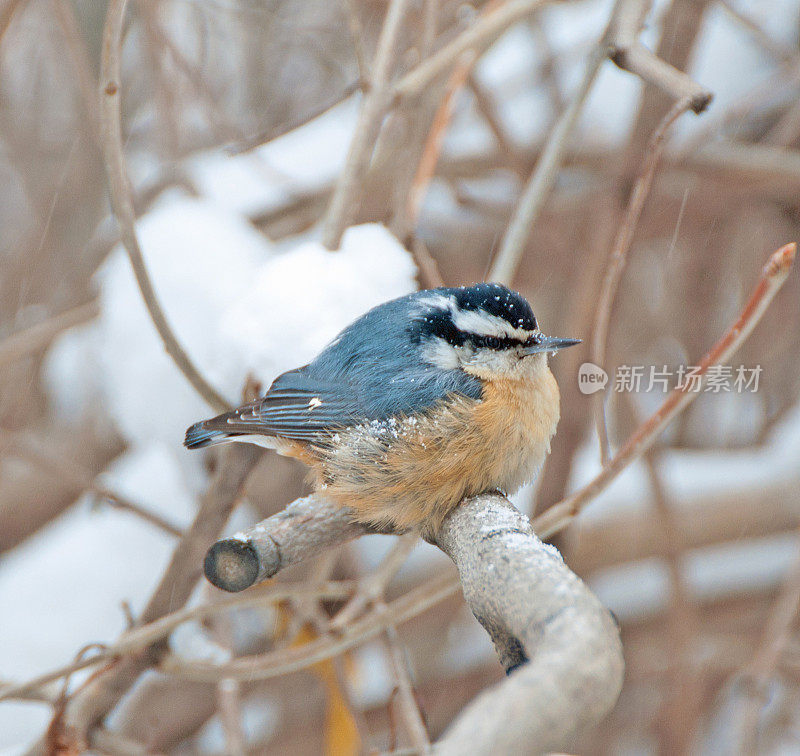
[471,334,519,350]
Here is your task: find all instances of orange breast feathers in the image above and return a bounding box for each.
[299,366,561,535]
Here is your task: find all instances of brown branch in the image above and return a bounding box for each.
[203,495,369,593]
[489,0,712,285]
[159,569,460,682]
[0,300,98,369]
[216,679,246,756]
[45,443,263,748]
[98,0,230,412]
[569,475,800,574]
[590,96,695,462]
[737,527,800,751]
[606,0,712,115]
[410,237,445,289]
[4,438,183,539]
[381,613,431,752]
[321,0,413,250]
[535,242,797,539]
[432,495,623,752]
[183,492,623,751]
[395,0,551,102]
[609,43,712,114]
[488,43,605,284]
[331,532,418,630]
[0,581,355,705]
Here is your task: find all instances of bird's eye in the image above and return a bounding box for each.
[484,336,501,349]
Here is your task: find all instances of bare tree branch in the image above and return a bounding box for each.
[204,495,370,592]
[0,300,98,369]
[321,0,413,250]
[196,490,623,752]
[433,494,623,753]
[590,96,695,462]
[489,0,712,285]
[41,443,263,749]
[536,242,797,538]
[99,0,230,412]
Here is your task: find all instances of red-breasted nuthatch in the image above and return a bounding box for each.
[185,283,579,534]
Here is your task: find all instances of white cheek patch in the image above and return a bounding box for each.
[421,336,461,369]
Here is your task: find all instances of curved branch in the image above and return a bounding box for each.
[434,494,623,753]
[99,0,230,412]
[200,492,623,752]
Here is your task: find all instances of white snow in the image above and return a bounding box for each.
[0,443,197,750]
[215,223,417,387]
[187,96,360,218]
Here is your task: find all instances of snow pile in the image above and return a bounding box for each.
[215,223,418,391]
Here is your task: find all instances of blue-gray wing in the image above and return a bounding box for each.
[185,359,483,449]
[185,369,365,447]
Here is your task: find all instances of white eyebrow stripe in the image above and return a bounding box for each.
[416,293,455,312]
[449,307,533,341]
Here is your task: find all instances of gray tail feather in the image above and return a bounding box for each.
[184,421,232,449]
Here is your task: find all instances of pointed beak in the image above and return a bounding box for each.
[522,335,582,355]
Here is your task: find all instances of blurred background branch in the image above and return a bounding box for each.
[2,0,800,752]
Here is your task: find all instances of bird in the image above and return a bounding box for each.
[185,283,579,535]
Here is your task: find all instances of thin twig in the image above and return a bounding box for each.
[590,96,695,462]
[410,237,445,289]
[46,442,263,747]
[345,0,369,85]
[534,242,797,538]
[216,679,246,756]
[98,0,230,412]
[607,0,712,115]
[5,438,183,538]
[404,49,478,232]
[717,0,800,65]
[331,532,419,630]
[403,0,503,235]
[227,82,361,155]
[380,606,430,753]
[738,527,800,751]
[321,0,413,250]
[159,570,460,682]
[467,72,514,155]
[0,580,356,704]
[395,0,550,102]
[0,300,98,369]
[488,44,605,284]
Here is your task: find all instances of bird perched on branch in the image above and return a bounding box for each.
[185,283,579,535]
